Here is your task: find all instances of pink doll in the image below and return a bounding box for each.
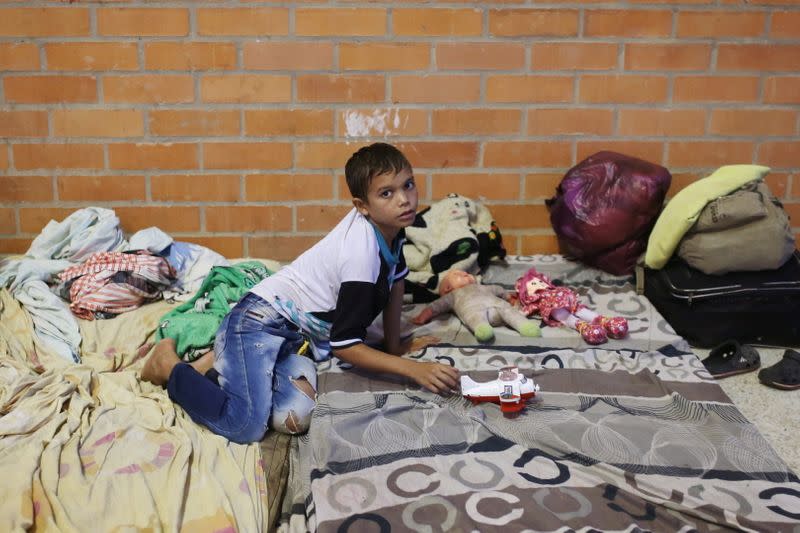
[412,269,540,342]
[515,267,628,345]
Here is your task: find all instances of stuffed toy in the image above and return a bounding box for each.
[412,269,540,342]
[403,194,505,299]
[515,267,628,345]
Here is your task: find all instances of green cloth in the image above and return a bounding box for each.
[156,261,273,361]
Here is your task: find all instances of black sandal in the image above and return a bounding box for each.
[758,349,800,390]
[701,339,761,379]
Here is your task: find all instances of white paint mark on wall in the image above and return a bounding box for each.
[343,109,402,138]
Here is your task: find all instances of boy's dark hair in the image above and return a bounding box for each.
[345,143,411,201]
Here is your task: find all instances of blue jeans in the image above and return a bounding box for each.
[167,292,317,443]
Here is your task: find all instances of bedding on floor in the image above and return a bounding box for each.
[2,253,798,532]
[279,255,800,532]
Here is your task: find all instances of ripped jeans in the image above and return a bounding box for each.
[166,292,317,444]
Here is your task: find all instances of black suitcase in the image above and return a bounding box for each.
[642,251,800,348]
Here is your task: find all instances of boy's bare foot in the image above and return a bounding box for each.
[141,338,181,387]
[190,350,215,375]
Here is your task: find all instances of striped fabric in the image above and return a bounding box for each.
[59,251,176,320]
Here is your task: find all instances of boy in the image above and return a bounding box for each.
[141,143,459,443]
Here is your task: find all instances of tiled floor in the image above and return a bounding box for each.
[696,346,799,475]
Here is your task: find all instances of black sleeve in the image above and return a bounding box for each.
[329,280,377,349]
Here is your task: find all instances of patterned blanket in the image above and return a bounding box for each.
[281,255,799,532]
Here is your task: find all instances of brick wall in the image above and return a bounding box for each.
[1,1,798,261]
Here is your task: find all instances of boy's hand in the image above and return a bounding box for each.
[401,334,440,354]
[411,307,434,325]
[408,361,460,395]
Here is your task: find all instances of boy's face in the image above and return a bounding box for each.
[353,167,418,242]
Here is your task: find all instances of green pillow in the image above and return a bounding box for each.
[645,164,771,269]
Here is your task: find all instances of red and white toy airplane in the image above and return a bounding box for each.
[460,366,540,414]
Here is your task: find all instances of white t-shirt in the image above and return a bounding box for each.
[249,208,407,360]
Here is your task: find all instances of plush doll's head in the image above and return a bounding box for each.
[515,267,553,310]
[439,269,476,295]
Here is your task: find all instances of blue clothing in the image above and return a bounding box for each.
[167,292,316,443]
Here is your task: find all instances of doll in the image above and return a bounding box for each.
[515,267,628,345]
[412,269,540,342]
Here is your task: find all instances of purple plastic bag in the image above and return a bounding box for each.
[547,151,671,275]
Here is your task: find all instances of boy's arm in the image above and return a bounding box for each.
[333,342,459,394]
[382,279,405,355]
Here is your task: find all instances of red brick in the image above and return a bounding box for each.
[436,43,525,70]
[197,8,288,36]
[184,236,243,259]
[484,142,572,168]
[486,75,574,103]
[145,42,236,71]
[393,8,482,36]
[246,109,333,136]
[520,234,560,255]
[244,42,333,70]
[206,206,292,232]
[0,43,40,71]
[149,110,240,137]
[492,204,551,229]
[296,142,368,170]
[0,148,6,170]
[624,43,711,71]
[98,8,188,37]
[580,75,668,103]
[577,141,664,165]
[0,176,52,203]
[528,109,613,136]
[673,76,759,102]
[103,75,194,104]
[392,75,480,103]
[532,42,617,70]
[677,11,766,37]
[203,142,292,170]
[57,175,145,202]
[0,111,48,137]
[394,142,479,168]
[297,75,384,103]
[246,174,334,201]
[338,109,428,138]
[4,76,96,103]
[201,75,291,103]
[297,205,352,231]
[13,144,104,170]
[618,109,706,136]
[296,8,386,36]
[489,9,579,37]
[668,141,756,168]
[433,109,521,136]
[45,42,138,71]
[0,238,32,254]
[771,12,800,38]
[248,236,321,262]
[430,173,520,200]
[765,173,789,199]
[116,206,200,233]
[759,142,800,169]
[20,208,76,234]
[0,8,89,37]
[109,143,198,170]
[0,209,15,235]
[340,43,429,71]
[717,44,800,71]
[524,173,564,199]
[151,174,240,202]
[764,77,800,104]
[585,10,672,37]
[53,110,143,138]
[711,109,796,136]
